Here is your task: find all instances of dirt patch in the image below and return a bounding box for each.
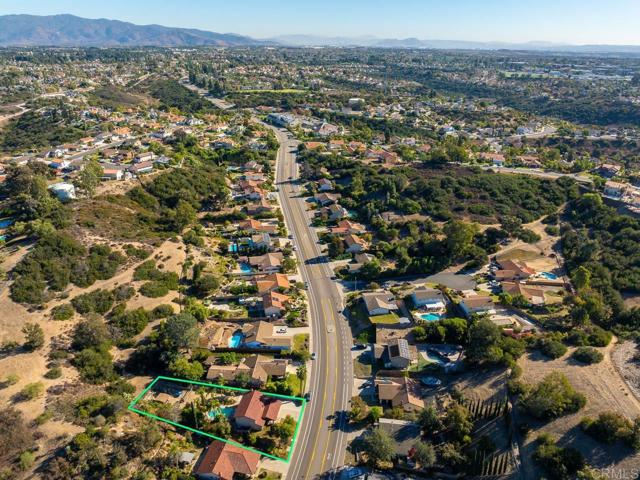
[518,340,640,477]
[611,340,640,402]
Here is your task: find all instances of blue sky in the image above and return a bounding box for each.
[1,0,639,44]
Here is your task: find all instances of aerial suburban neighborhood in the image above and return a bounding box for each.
[1,3,640,480]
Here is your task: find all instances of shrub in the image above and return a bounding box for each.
[123,244,151,260]
[18,451,35,470]
[545,225,560,236]
[44,367,62,379]
[113,285,135,302]
[3,373,19,387]
[111,307,150,339]
[152,304,175,319]
[534,435,585,480]
[572,346,604,364]
[21,323,45,351]
[51,303,75,320]
[139,281,169,298]
[193,274,220,297]
[538,338,568,359]
[19,382,44,400]
[581,412,631,443]
[73,347,116,384]
[71,289,115,315]
[521,372,586,420]
[72,317,111,351]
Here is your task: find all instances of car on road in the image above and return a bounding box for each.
[276,328,287,334]
[311,352,317,360]
[304,392,311,401]
[352,343,367,350]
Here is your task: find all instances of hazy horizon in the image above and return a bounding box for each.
[1,0,639,46]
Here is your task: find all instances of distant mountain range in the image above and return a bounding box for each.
[0,14,263,47]
[269,34,640,53]
[0,14,639,54]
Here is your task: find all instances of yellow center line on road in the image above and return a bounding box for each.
[303,298,331,479]
[319,298,339,475]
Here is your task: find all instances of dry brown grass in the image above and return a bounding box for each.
[517,340,640,478]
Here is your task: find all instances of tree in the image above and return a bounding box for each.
[168,356,204,381]
[270,415,296,443]
[413,441,436,468]
[73,347,116,384]
[22,322,44,350]
[173,200,197,232]
[161,313,200,352]
[296,364,307,392]
[443,220,478,260]
[193,274,220,297]
[419,405,443,434]
[573,266,592,291]
[72,317,111,351]
[500,216,523,236]
[349,396,369,422]
[445,402,473,442]
[364,429,395,465]
[73,159,103,197]
[467,317,503,364]
[0,408,34,466]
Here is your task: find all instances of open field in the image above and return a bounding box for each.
[518,340,640,478]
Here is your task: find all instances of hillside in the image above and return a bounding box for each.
[0,14,264,47]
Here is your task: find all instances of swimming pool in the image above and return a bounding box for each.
[424,351,447,365]
[207,406,236,419]
[239,262,252,273]
[0,218,13,229]
[540,272,558,280]
[228,243,239,253]
[420,313,443,322]
[228,332,243,348]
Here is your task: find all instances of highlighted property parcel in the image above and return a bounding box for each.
[128,375,306,462]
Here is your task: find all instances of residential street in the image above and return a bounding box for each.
[266,125,353,479]
[193,76,356,476]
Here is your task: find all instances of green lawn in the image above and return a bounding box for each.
[293,333,309,352]
[369,312,400,325]
[285,374,303,397]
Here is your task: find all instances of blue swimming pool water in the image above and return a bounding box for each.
[420,313,443,322]
[207,406,236,419]
[424,351,447,365]
[0,218,13,229]
[228,244,239,253]
[228,332,243,348]
[540,272,558,280]
[239,262,252,273]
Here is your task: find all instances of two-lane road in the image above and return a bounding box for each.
[266,126,353,479]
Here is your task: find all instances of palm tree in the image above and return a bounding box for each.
[296,364,307,394]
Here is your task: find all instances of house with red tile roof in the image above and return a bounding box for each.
[193,440,260,480]
[234,391,281,431]
[262,291,291,317]
[254,273,291,294]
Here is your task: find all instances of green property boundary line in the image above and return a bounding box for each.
[127,375,307,463]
